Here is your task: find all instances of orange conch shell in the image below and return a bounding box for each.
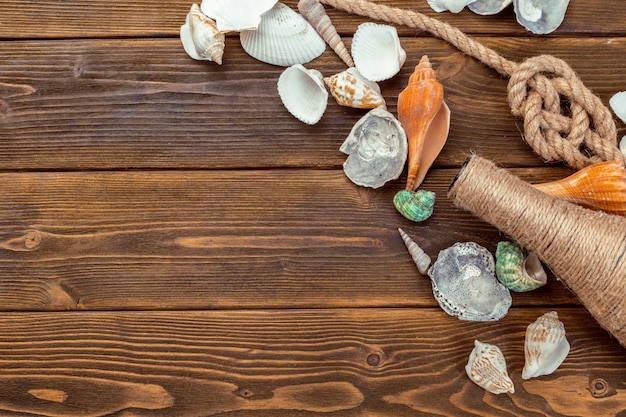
[397,55,450,191]
[533,160,626,215]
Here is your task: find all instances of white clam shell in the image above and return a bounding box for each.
[620,136,626,156]
[200,0,278,33]
[351,23,406,82]
[609,91,626,125]
[340,107,407,188]
[180,4,226,64]
[466,340,515,394]
[468,0,513,15]
[427,0,477,13]
[240,3,326,67]
[513,0,570,34]
[324,67,386,109]
[522,311,570,379]
[277,64,328,125]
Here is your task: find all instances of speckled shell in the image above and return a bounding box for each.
[200,0,278,33]
[495,241,547,292]
[324,67,386,109]
[351,22,406,82]
[398,228,431,275]
[277,64,328,125]
[468,0,513,15]
[298,0,354,67]
[466,340,515,394]
[240,3,326,67]
[180,4,226,64]
[393,189,435,222]
[523,311,570,379]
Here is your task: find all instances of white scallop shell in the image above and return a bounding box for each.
[427,0,477,13]
[277,64,328,125]
[522,311,570,379]
[351,23,406,82]
[240,3,326,67]
[466,340,515,394]
[468,0,513,15]
[324,67,385,109]
[200,0,278,33]
[180,4,226,64]
[609,91,626,125]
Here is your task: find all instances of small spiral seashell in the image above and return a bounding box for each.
[393,189,435,222]
[298,0,354,67]
[522,311,570,380]
[180,4,226,64]
[398,228,431,274]
[324,67,386,110]
[495,241,547,292]
[466,340,515,394]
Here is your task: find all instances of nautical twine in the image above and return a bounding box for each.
[449,154,626,347]
[319,0,626,169]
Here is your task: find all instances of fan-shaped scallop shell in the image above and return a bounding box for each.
[393,189,435,222]
[277,64,328,125]
[200,0,278,33]
[180,4,226,64]
[240,3,326,67]
[495,241,547,292]
[351,23,406,82]
[324,67,386,109]
[298,0,354,67]
[398,228,431,275]
[466,340,515,394]
[522,311,570,380]
[468,0,513,15]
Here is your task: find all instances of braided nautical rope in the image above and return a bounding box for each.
[319,0,626,169]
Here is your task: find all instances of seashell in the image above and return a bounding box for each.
[200,0,278,33]
[468,0,513,15]
[277,64,328,125]
[240,3,326,67]
[513,0,570,34]
[393,189,435,222]
[180,4,226,64]
[351,23,406,82]
[466,340,515,394]
[428,242,512,321]
[398,228,431,275]
[609,91,626,125]
[495,241,547,292]
[324,67,386,110]
[340,107,407,188]
[297,0,354,67]
[532,160,626,215]
[397,55,450,191]
[522,311,570,379]
[620,136,626,156]
[427,0,477,13]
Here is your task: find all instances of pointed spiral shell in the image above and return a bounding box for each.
[398,228,431,275]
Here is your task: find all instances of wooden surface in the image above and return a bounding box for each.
[0,1,624,416]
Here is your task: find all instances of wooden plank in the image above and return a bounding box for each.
[0,308,622,416]
[0,0,624,39]
[0,168,582,311]
[0,37,624,170]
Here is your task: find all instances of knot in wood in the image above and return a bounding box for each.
[507,54,623,170]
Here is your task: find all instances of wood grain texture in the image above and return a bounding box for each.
[0,308,622,417]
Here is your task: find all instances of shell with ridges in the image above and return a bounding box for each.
[466,340,515,394]
[200,0,278,33]
[240,3,326,67]
[393,189,435,222]
[522,311,570,379]
[532,160,626,215]
[180,4,226,64]
[427,0,477,13]
[398,228,431,275]
[324,67,385,109]
[468,0,513,15]
[495,241,547,292]
[351,23,406,82]
[277,64,328,125]
[297,0,354,67]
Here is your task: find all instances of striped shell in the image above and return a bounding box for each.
[523,311,570,379]
[398,228,431,275]
[180,4,226,64]
[324,67,386,109]
[277,64,328,125]
[393,189,435,222]
[200,0,278,33]
[351,22,406,82]
[495,241,547,292]
[466,340,515,394]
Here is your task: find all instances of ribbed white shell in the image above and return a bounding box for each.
[351,23,406,82]
[240,3,326,67]
[277,64,328,125]
[200,0,278,33]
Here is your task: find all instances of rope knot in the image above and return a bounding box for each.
[507,55,623,169]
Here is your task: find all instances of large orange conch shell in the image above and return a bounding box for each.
[397,55,450,191]
[533,160,626,215]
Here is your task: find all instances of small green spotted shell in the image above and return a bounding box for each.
[495,241,547,292]
[393,189,435,222]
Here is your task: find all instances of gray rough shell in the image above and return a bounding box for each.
[468,0,513,15]
[428,242,512,321]
[340,107,407,188]
[514,0,570,34]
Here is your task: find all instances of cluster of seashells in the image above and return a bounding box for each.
[427,0,571,35]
